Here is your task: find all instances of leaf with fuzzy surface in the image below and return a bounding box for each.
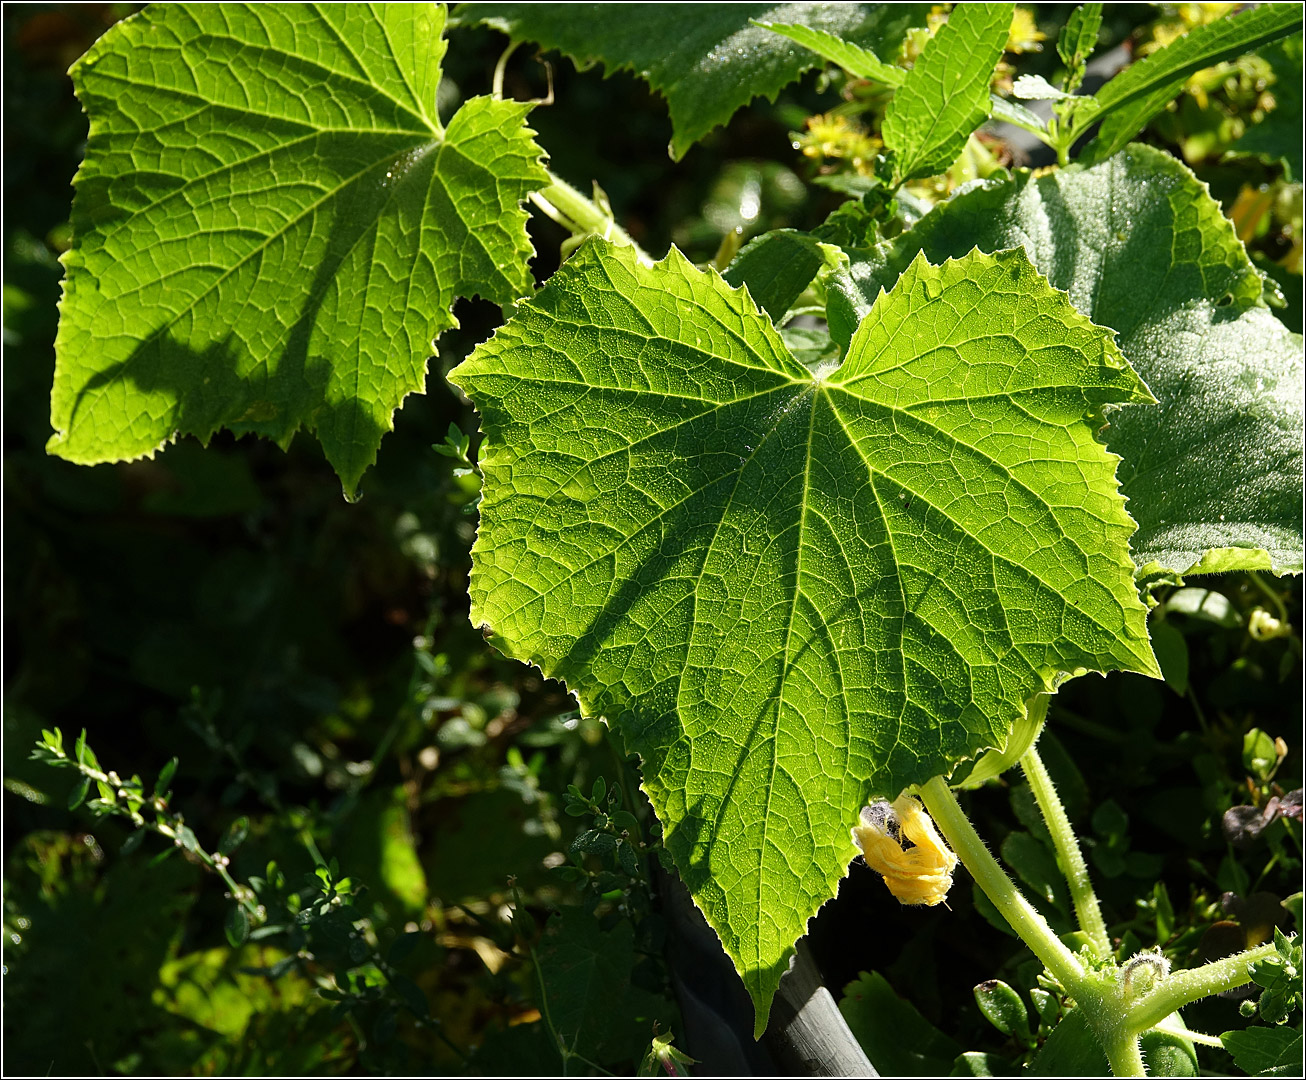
[451,239,1156,1034]
[50,3,547,495]
[828,145,1305,576]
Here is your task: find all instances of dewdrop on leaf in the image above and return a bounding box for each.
[852,794,959,907]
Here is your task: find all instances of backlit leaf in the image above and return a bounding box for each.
[451,239,1157,1032]
[882,3,1012,181]
[50,3,548,495]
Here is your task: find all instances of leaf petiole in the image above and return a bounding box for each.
[1021,743,1110,958]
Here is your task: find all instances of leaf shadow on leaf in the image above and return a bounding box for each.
[60,174,404,488]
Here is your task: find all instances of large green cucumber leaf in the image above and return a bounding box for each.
[457,3,927,160]
[828,145,1305,576]
[50,3,547,495]
[881,2,1012,182]
[450,240,1158,1035]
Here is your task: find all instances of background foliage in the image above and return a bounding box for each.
[3,3,1301,1075]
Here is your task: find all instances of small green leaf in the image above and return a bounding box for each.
[1139,1022,1198,1077]
[974,980,1030,1038]
[882,3,1013,181]
[434,422,472,461]
[1221,1027,1302,1076]
[51,3,548,495]
[752,21,905,86]
[1150,620,1190,695]
[723,230,834,325]
[219,815,250,855]
[225,905,250,948]
[1081,4,1304,164]
[452,239,1157,1032]
[1057,4,1103,72]
[120,829,146,856]
[989,95,1048,134]
[153,757,178,798]
[67,775,90,811]
[840,971,963,1075]
[461,4,927,159]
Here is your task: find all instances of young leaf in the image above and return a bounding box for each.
[451,239,1157,1034]
[224,904,250,948]
[50,3,548,495]
[1057,3,1103,89]
[752,21,906,86]
[1080,4,1304,165]
[827,145,1305,576]
[882,3,1013,181]
[67,775,91,811]
[460,3,927,159]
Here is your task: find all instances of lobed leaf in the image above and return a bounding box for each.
[1080,3,1304,164]
[458,3,927,160]
[828,145,1305,576]
[882,2,1013,181]
[451,239,1157,1034]
[49,3,548,495]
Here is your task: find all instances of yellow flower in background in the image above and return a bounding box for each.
[796,113,881,174]
[853,794,959,907]
[1005,7,1046,55]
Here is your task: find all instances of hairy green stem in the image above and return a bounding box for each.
[1022,745,1110,958]
[919,776,1090,998]
[1125,941,1278,1031]
[532,172,655,265]
[1101,1029,1146,1077]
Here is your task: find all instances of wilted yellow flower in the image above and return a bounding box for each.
[852,794,959,907]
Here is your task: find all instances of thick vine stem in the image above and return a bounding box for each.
[1124,940,1279,1032]
[1021,744,1111,958]
[918,776,1091,999]
[531,172,656,266]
